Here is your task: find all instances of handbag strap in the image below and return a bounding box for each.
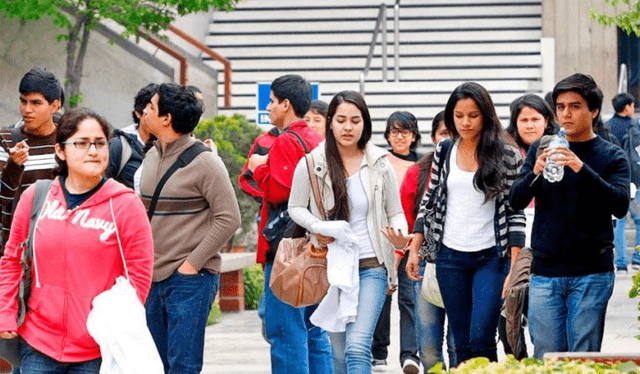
[109,199,129,280]
[305,154,326,221]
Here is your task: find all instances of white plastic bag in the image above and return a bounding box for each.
[86,276,163,374]
[421,262,444,308]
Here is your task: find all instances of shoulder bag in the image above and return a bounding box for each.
[269,154,330,308]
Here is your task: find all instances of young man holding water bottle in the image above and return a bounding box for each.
[509,73,630,358]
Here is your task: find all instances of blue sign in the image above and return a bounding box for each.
[256,82,320,126]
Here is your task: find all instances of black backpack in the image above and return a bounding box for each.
[621,119,640,186]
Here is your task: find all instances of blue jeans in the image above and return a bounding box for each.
[146,270,218,374]
[413,260,456,371]
[262,262,332,374]
[436,245,508,364]
[330,266,387,374]
[19,341,100,374]
[528,272,614,359]
[372,255,419,365]
[614,191,640,268]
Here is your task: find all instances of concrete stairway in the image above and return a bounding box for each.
[205,0,543,147]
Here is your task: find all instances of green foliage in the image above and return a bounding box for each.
[427,356,639,374]
[207,299,223,326]
[629,265,640,340]
[194,113,264,247]
[591,0,640,37]
[0,0,240,39]
[243,264,264,310]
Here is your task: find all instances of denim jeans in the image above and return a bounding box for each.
[436,244,508,364]
[528,272,614,359]
[330,266,388,374]
[262,262,332,374]
[19,341,101,374]
[413,260,456,371]
[146,270,218,374]
[372,255,419,365]
[614,191,640,268]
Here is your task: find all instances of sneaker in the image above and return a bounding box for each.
[632,263,640,271]
[402,359,420,374]
[617,267,629,274]
[372,358,387,371]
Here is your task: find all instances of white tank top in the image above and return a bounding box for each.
[442,141,496,252]
[347,171,376,259]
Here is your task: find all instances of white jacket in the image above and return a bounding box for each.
[288,141,408,284]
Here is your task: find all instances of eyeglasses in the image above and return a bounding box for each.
[62,140,109,150]
[389,129,412,137]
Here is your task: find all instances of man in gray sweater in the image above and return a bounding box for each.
[140,83,241,374]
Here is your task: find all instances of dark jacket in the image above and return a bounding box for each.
[106,127,145,188]
[509,136,630,277]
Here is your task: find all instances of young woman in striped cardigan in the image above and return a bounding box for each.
[406,82,526,365]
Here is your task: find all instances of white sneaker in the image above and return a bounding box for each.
[372,358,387,371]
[402,359,420,374]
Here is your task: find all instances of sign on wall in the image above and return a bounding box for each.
[256,82,320,126]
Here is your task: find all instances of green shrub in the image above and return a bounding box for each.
[194,114,263,249]
[207,299,223,326]
[243,264,264,310]
[428,356,639,374]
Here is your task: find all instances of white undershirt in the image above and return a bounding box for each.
[442,141,496,252]
[347,171,376,259]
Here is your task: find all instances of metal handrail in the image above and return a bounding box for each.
[360,3,387,95]
[168,25,232,108]
[394,0,400,82]
[618,63,628,94]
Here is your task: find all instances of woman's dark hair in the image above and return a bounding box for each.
[54,108,111,177]
[506,94,559,152]
[411,111,447,220]
[384,111,421,150]
[308,100,329,117]
[324,90,372,220]
[444,82,505,201]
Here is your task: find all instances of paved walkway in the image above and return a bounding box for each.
[202,269,640,373]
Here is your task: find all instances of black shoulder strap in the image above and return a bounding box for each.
[11,125,23,146]
[286,130,309,154]
[147,142,211,220]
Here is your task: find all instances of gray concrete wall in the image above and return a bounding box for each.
[542,0,631,113]
[0,10,218,128]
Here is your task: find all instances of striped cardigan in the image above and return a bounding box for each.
[414,138,526,257]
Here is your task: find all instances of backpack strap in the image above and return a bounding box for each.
[147,142,211,220]
[117,134,134,178]
[18,179,52,325]
[286,130,309,154]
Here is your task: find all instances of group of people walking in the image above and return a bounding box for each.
[0,67,240,374]
[246,72,631,374]
[0,65,631,374]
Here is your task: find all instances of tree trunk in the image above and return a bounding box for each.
[64,14,91,109]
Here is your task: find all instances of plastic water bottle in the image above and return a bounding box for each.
[543,128,569,183]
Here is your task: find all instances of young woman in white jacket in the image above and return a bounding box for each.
[289,90,408,373]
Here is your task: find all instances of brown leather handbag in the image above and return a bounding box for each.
[269,154,329,308]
